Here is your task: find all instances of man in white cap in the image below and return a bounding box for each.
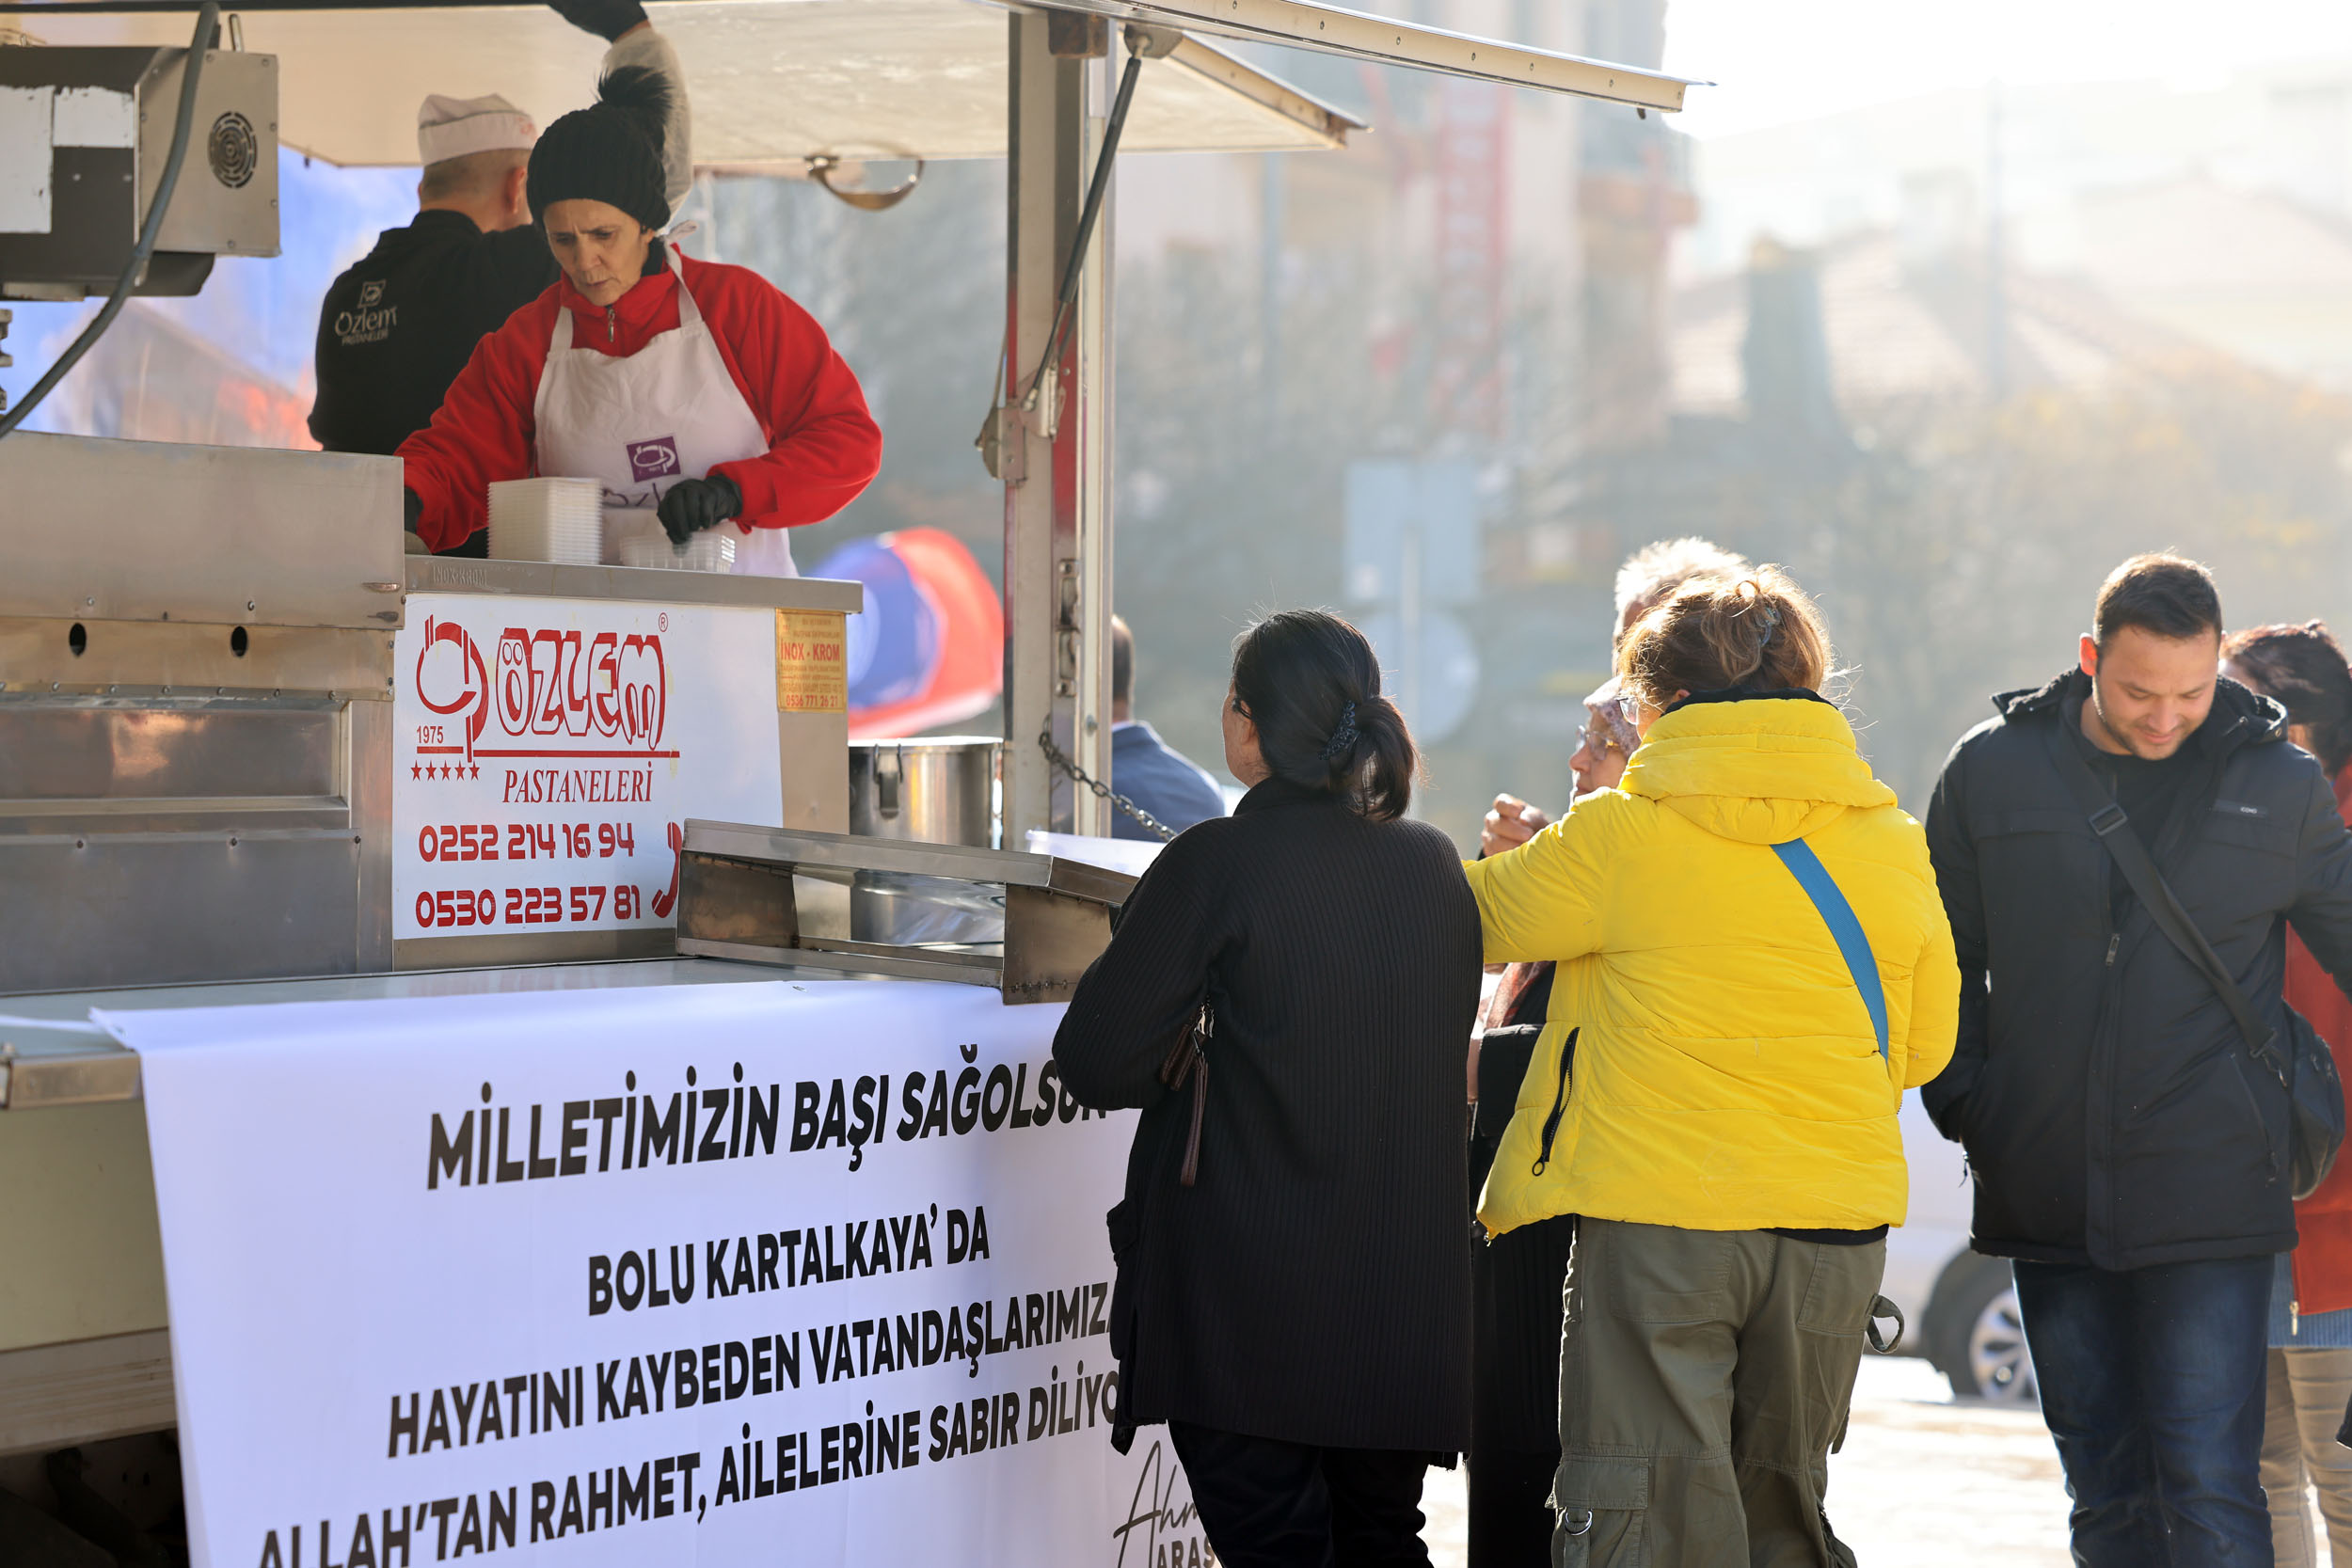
[308,0,691,526]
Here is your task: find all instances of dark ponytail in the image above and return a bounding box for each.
[2223,620,2352,776]
[1230,610,1417,821]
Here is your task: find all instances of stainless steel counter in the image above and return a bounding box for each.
[0,954,876,1109]
[406,554,862,612]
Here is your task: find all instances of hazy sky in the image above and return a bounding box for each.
[1660,0,2352,139]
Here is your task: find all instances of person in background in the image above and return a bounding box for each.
[310,0,693,544]
[1923,557,2352,1566]
[396,67,881,573]
[1482,536,1749,859]
[1472,568,1958,1565]
[1108,614,1228,842]
[1464,536,1742,1567]
[1055,610,1481,1568]
[1462,677,1636,1568]
[2223,621,2352,1567]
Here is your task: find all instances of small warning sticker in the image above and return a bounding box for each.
[775,610,848,714]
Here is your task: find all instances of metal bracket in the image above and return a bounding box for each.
[673,821,1135,1004]
[1122,23,1185,58]
[1029,359,1063,439]
[805,154,927,213]
[976,402,1028,484]
[1055,557,1081,697]
[1047,10,1110,56]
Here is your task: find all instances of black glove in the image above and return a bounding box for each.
[658,475,741,546]
[547,0,648,42]
[403,487,423,531]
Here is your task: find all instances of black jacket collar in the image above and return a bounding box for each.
[1994,665,2285,756]
[1233,776,1341,816]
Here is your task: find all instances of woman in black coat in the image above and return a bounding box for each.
[1055,609,1484,1568]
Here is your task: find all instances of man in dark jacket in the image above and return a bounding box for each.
[309,0,691,542]
[1107,616,1228,842]
[1926,552,2352,1565]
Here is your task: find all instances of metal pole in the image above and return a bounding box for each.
[1985,79,2007,403]
[1003,11,1112,843]
[1073,47,1116,837]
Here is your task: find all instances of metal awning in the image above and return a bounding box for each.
[11,0,1366,166]
[1019,0,1698,111]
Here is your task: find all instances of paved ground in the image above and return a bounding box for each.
[1422,1356,2075,1565]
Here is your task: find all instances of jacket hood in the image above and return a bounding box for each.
[1992,665,2288,749]
[1617,695,1896,845]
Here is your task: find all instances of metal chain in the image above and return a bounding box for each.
[1038,724,1177,843]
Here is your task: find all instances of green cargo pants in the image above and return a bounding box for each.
[1551,1218,1883,1568]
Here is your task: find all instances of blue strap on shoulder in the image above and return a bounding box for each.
[1771,839,1890,1060]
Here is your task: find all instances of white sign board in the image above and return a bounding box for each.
[392,594,783,942]
[106,981,1211,1568]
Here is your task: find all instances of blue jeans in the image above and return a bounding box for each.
[2013,1255,2277,1567]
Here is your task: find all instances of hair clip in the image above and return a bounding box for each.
[1320,701,1360,762]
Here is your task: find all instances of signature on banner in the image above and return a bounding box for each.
[1115,1439,1212,1568]
[414,613,671,768]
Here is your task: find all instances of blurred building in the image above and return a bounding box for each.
[1112,0,1698,833]
[1682,59,2352,391]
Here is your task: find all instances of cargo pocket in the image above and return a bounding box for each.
[1794,1243,1882,1338]
[1605,1226,1735,1325]
[1552,1459,1648,1567]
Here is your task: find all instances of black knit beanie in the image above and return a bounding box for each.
[527,65,671,231]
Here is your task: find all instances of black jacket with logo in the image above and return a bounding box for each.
[1923,668,2352,1270]
[309,212,556,459]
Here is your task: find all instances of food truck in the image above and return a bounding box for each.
[0,5,1692,1560]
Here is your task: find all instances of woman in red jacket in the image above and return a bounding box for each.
[2223,620,2352,1568]
[398,67,882,573]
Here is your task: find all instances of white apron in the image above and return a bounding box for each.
[532,270,796,578]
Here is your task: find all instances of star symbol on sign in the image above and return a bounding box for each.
[411,762,421,780]
[469,764,481,780]
[436,764,448,780]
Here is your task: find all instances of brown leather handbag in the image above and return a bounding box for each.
[1158,1001,1213,1187]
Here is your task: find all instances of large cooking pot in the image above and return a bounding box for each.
[848,736,1000,847]
[847,737,1003,944]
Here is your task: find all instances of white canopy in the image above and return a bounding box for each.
[16,0,1368,166]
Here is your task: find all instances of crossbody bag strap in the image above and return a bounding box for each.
[2040,721,2280,1064]
[1771,839,1890,1059]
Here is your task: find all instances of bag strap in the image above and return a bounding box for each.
[2040,721,2281,1068]
[1771,839,1889,1060]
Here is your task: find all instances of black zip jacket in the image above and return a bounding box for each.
[1923,668,2352,1269]
[309,212,557,461]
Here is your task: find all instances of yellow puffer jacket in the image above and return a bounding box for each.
[1470,695,1959,1236]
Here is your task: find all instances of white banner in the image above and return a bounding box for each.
[106,980,1211,1568]
[393,594,784,941]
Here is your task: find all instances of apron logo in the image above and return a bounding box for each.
[627,436,682,483]
[357,278,385,308]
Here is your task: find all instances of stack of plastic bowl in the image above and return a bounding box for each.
[487,478,603,564]
[621,532,737,573]
[601,507,663,564]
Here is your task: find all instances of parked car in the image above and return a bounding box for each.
[1883,1095,2036,1402]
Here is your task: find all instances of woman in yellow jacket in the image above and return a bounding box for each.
[1470,567,1959,1567]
